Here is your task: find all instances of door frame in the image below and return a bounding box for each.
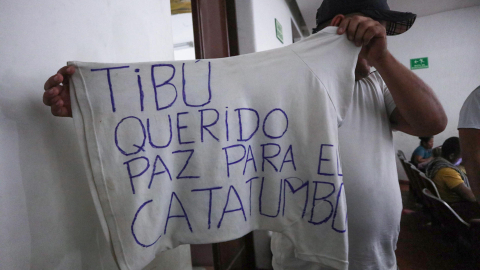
[190,0,256,269]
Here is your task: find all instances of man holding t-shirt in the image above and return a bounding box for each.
[43,0,447,269]
[271,0,446,269]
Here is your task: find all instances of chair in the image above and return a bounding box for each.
[397,150,407,161]
[419,173,440,199]
[422,188,469,236]
[397,158,418,199]
[406,163,423,201]
[398,155,411,180]
[410,165,425,188]
[422,189,480,264]
[415,171,439,219]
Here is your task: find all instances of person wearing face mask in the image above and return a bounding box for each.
[426,137,480,222]
[426,137,474,204]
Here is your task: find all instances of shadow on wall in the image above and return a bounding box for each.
[0,72,117,269]
[20,98,115,269]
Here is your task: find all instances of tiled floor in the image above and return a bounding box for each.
[396,182,477,270]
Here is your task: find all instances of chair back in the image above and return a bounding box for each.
[410,165,425,188]
[397,150,407,161]
[399,158,412,181]
[407,164,423,200]
[420,173,441,199]
[422,188,470,231]
[397,150,407,160]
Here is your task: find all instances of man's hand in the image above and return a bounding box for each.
[43,66,75,117]
[329,14,447,135]
[336,15,388,67]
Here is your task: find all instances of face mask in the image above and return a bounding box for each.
[454,158,462,166]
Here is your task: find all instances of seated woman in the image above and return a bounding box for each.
[426,137,479,221]
[411,136,434,167]
[418,146,441,171]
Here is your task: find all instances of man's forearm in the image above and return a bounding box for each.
[373,51,447,135]
[459,128,480,196]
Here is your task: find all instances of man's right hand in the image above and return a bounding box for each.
[43,65,75,117]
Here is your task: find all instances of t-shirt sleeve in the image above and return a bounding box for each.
[373,72,396,116]
[290,26,361,125]
[412,146,425,158]
[437,168,464,189]
[458,86,480,129]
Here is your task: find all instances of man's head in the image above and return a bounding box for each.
[313,0,416,80]
[441,137,461,163]
[313,0,416,35]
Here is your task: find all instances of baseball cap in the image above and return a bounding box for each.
[313,0,416,35]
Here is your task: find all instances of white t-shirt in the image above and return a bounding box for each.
[70,27,360,270]
[458,85,480,129]
[271,72,402,270]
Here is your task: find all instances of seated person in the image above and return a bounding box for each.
[426,137,480,221]
[426,137,475,204]
[411,136,434,167]
[418,146,441,171]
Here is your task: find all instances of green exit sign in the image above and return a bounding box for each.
[410,57,429,70]
[275,18,283,44]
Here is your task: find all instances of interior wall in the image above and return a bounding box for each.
[0,0,192,269]
[172,13,196,60]
[236,0,294,54]
[387,6,480,180]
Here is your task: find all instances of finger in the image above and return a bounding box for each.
[43,90,53,105]
[363,26,385,46]
[51,105,63,117]
[43,86,63,105]
[51,103,69,117]
[43,93,61,107]
[52,95,63,106]
[47,85,63,97]
[43,90,56,106]
[43,92,52,106]
[345,17,361,42]
[57,65,75,85]
[337,17,351,35]
[354,20,377,47]
[44,73,62,91]
[43,93,51,106]
[44,66,75,90]
[362,29,377,46]
[56,65,75,77]
[54,98,64,108]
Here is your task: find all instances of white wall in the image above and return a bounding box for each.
[387,6,480,179]
[0,0,192,269]
[172,13,196,60]
[236,0,294,54]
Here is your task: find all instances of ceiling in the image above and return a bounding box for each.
[297,0,480,33]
